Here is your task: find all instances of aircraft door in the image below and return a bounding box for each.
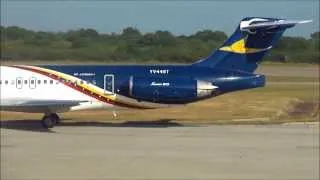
[104,74,114,94]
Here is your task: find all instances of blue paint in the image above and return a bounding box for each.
[130,76,197,103]
[193,17,290,72]
[41,65,265,104]
[41,17,299,105]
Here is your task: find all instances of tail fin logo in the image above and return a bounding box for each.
[219,39,272,54]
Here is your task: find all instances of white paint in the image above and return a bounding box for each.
[0,66,113,113]
[0,66,173,114]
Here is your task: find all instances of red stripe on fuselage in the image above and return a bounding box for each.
[10,65,150,109]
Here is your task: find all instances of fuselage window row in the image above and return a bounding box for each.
[0,78,93,87]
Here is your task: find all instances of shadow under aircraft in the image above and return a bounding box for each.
[0,119,185,133]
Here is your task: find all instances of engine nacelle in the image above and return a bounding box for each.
[129,76,217,103]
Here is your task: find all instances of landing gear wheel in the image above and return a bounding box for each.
[51,113,61,125]
[41,115,56,129]
[41,113,60,128]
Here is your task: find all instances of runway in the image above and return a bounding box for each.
[1,121,319,180]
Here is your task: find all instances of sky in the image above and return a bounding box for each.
[1,0,319,37]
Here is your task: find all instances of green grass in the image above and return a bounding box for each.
[1,82,318,124]
[267,76,318,82]
[261,61,319,66]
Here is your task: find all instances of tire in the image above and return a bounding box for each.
[41,116,56,129]
[51,113,60,125]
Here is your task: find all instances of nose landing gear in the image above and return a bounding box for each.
[41,113,60,129]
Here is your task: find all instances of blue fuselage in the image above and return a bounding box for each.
[42,64,265,104]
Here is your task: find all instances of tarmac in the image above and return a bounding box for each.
[1,120,319,180]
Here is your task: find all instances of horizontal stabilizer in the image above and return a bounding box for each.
[240,19,312,31]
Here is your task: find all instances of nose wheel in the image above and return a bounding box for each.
[41,113,60,128]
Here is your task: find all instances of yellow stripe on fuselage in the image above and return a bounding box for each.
[24,65,116,101]
[21,65,168,109]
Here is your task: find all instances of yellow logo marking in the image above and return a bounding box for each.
[219,39,269,54]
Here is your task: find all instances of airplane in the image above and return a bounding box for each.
[0,17,311,128]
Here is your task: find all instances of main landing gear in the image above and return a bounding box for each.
[41,113,60,129]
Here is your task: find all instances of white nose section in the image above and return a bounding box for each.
[197,80,218,98]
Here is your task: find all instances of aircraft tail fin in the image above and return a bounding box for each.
[193,17,311,72]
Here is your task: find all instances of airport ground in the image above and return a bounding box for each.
[1,123,319,180]
[0,63,319,179]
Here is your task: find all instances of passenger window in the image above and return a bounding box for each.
[16,78,23,89]
[44,80,47,84]
[24,80,28,84]
[50,80,53,84]
[0,80,2,85]
[29,77,36,89]
[5,80,8,85]
[37,80,41,84]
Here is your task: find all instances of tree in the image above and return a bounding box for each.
[310,31,320,51]
[311,31,320,40]
[80,28,99,37]
[122,27,141,38]
[138,33,157,46]
[64,28,99,42]
[154,30,177,46]
[0,25,319,63]
[190,30,227,42]
[276,37,310,50]
[2,26,34,40]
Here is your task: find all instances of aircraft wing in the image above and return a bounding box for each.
[10,100,87,106]
[240,19,312,30]
[1,100,88,113]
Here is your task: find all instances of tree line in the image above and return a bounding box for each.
[0,26,319,63]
